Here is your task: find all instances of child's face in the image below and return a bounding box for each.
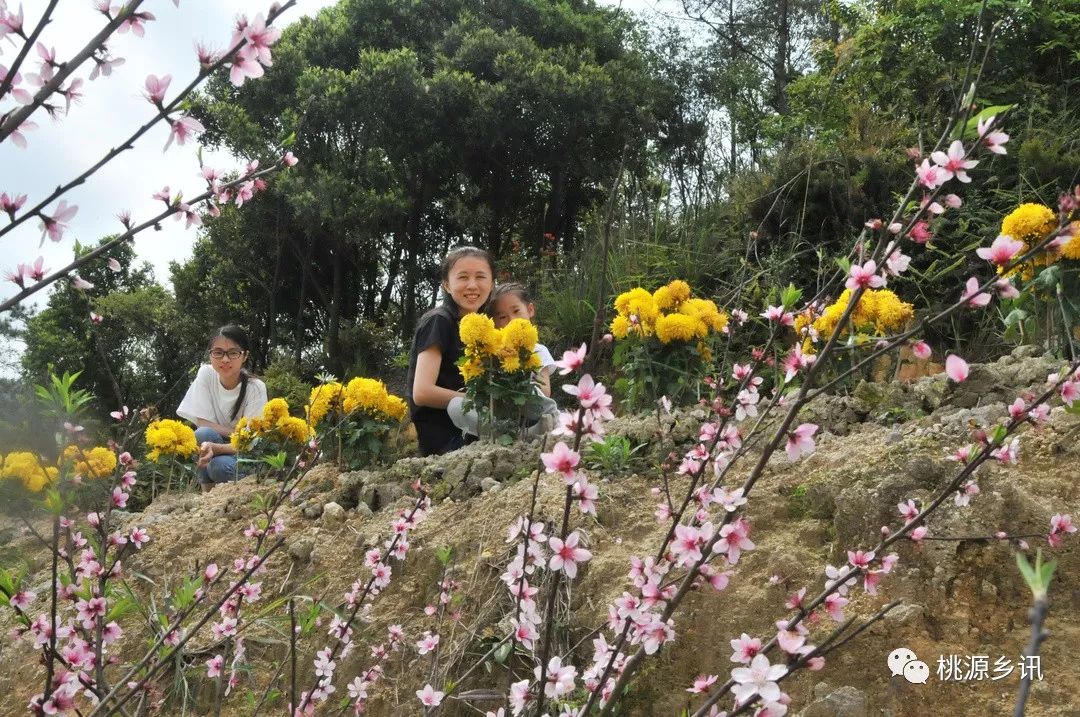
[442,256,493,314]
[491,293,535,328]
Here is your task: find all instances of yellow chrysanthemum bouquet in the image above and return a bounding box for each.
[993,202,1080,347]
[610,279,728,409]
[304,377,407,468]
[457,314,545,438]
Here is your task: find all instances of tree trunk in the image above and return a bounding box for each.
[379,231,405,318]
[265,226,282,369]
[773,0,790,116]
[326,234,345,377]
[293,233,315,367]
[402,197,424,344]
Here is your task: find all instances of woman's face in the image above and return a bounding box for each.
[208,335,246,384]
[491,293,534,329]
[442,256,493,314]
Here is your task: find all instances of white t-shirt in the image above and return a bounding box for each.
[177,364,268,429]
[535,343,556,373]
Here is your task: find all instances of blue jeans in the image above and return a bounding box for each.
[194,427,238,484]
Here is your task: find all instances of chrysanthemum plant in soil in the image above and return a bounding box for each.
[231,397,317,472]
[609,279,729,411]
[141,417,199,498]
[303,376,408,469]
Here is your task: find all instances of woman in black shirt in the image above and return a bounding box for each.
[406,246,495,456]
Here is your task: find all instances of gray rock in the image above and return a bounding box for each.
[354,502,374,519]
[480,477,501,492]
[798,685,869,717]
[287,536,314,563]
[301,500,323,519]
[321,501,345,529]
[1010,345,1040,359]
[375,482,404,509]
[884,603,924,626]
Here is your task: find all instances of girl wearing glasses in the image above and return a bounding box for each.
[177,325,268,489]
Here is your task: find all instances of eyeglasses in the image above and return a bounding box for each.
[209,349,245,361]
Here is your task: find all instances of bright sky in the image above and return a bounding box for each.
[0,0,686,318]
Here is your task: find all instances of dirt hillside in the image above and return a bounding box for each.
[1,350,1078,716]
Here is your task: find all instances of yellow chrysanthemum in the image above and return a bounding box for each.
[1001,203,1056,244]
[60,445,118,479]
[459,313,500,353]
[381,395,408,421]
[1000,203,1058,277]
[277,416,313,445]
[231,417,256,451]
[501,354,522,372]
[680,298,728,333]
[525,352,543,371]
[667,280,692,304]
[343,377,389,415]
[144,419,198,463]
[500,318,538,353]
[811,288,914,342]
[263,398,291,424]
[655,313,703,343]
[870,289,915,333]
[615,287,652,315]
[614,287,660,333]
[459,355,485,382]
[1060,222,1080,261]
[610,315,630,339]
[306,382,344,427]
[2,452,59,492]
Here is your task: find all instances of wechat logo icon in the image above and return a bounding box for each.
[888,647,930,684]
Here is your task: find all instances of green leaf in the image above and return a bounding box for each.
[835,256,851,274]
[434,546,453,567]
[1016,549,1057,599]
[263,451,287,469]
[780,283,803,309]
[494,641,512,664]
[957,104,1015,140]
[1003,308,1029,329]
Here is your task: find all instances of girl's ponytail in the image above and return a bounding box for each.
[231,369,250,421]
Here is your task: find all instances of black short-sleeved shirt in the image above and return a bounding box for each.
[406,302,466,456]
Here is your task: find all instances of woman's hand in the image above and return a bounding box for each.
[197,442,215,469]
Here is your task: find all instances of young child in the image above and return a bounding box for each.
[176,325,268,490]
[407,246,496,456]
[446,282,559,440]
[488,282,557,396]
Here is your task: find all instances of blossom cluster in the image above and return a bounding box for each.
[59,444,118,480]
[795,288,915,352]
[297,493,431,715]
[458,313,541,380]
[231,397,313,451]
[0,451,59,492]
[610,279,728,346]
[144,418,198,463]
[305,377,408,429]
[996,202,1079,278]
